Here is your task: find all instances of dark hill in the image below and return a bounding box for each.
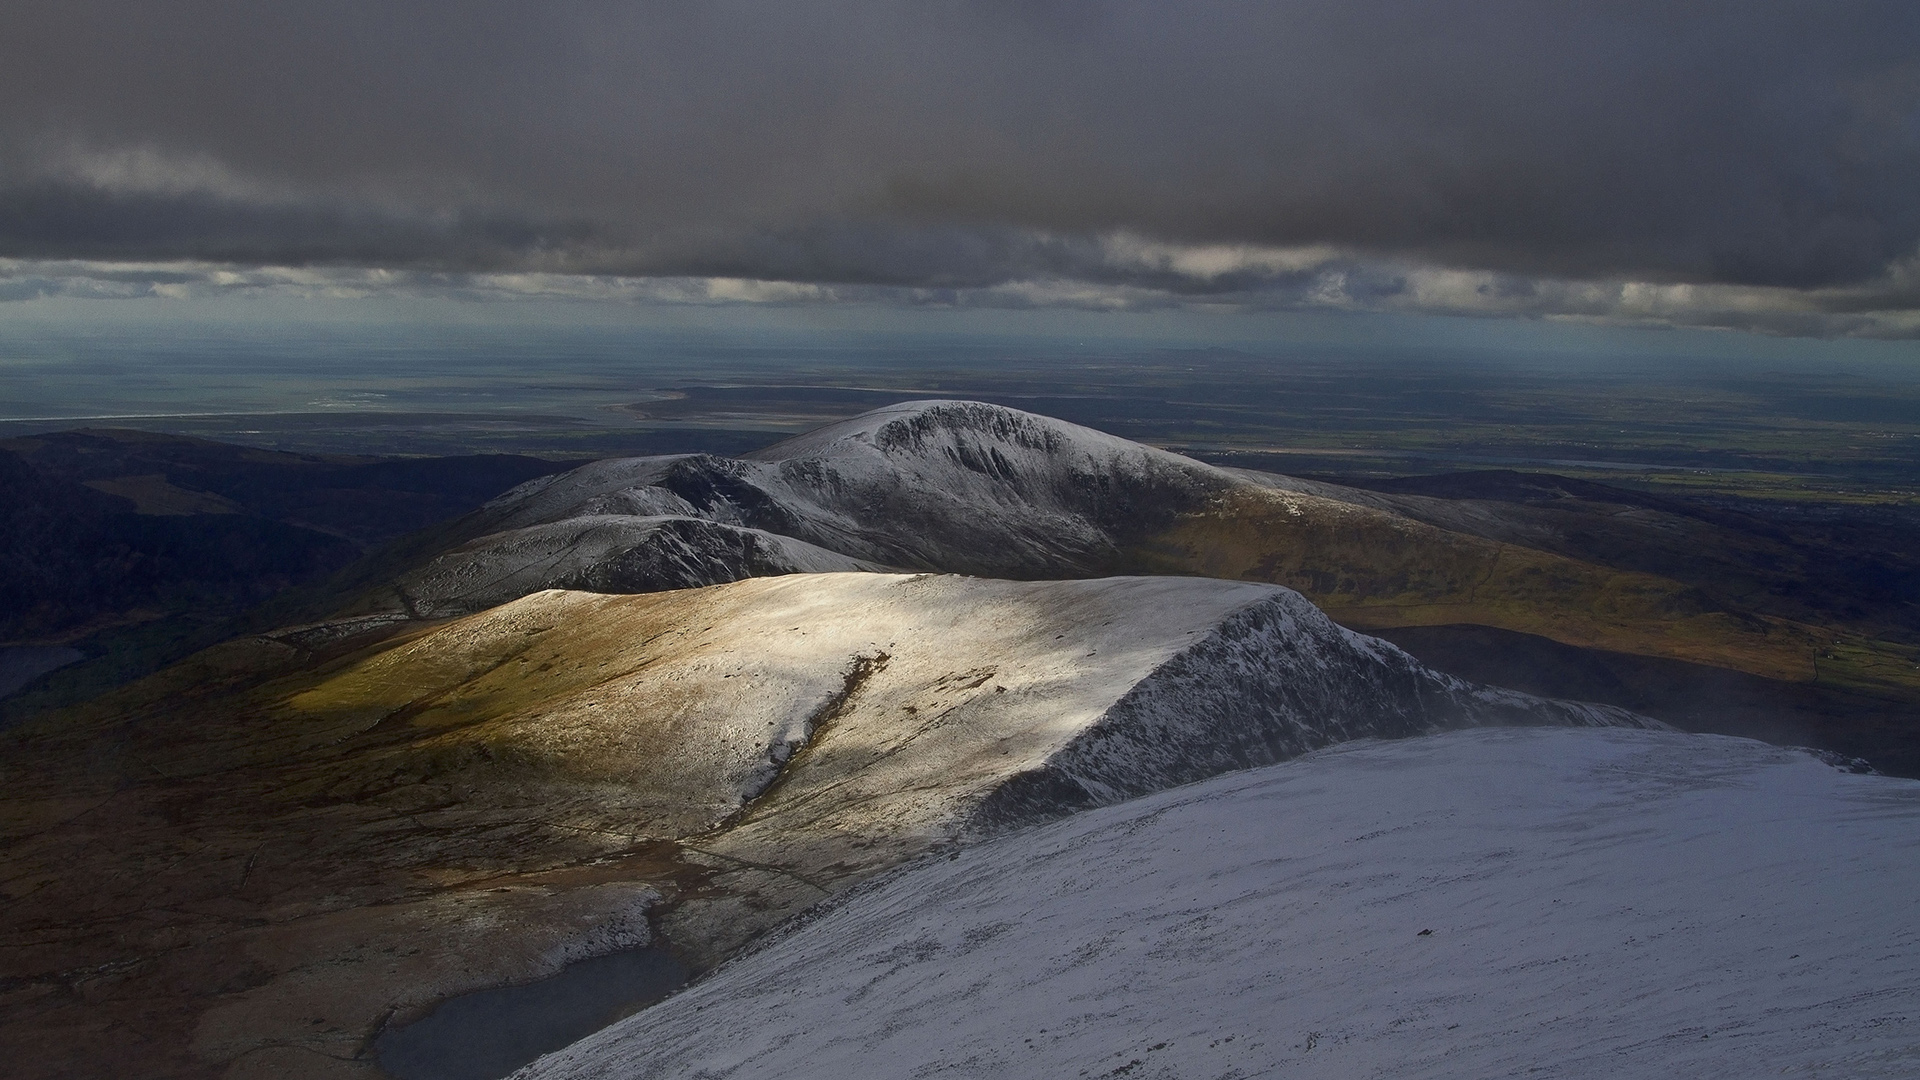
[0,430,579,718]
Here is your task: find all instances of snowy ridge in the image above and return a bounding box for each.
[735,399,1231,572]
[391,514,885,618]
[141,571,1660,1072]
[613,573,1658,961]
[445,400,1246,588]
[477,454,695,522]
[366,399,1474,621]
[972,588,1650,825]
[521,728,1920,1080]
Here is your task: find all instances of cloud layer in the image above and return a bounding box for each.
[3,1,1919,334]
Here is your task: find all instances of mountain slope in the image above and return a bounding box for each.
[523,727,1920,1080]
[1260,468,1920,646]
[0,573,1648,1080]
[0,443,360,643]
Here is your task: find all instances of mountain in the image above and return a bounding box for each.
[417,402,1864,680]
[338,400,1915,765]
[8,400,1911,1080]
[439,400,1229,577]
[522,727,1920,1080]
[0,573,1649,1080]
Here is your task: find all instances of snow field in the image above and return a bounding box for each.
[522,727,1920,1080]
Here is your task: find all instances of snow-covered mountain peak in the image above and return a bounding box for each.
[749,398,1173,467]
[751,398,1230,504]
[441,400,1246,589]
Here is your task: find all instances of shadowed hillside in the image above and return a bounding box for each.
[0,429,577,720]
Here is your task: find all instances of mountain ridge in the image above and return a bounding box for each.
[346,399,1910,704]
[0,572,1654,1079]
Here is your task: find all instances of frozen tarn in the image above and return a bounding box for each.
[520,727,1920,1080]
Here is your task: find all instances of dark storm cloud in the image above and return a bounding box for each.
[0,183,595,267]
[2,1,1918,302]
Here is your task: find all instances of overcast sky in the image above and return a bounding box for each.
[4,1,1919,338]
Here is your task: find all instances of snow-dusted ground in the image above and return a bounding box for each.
[457,400,1297,580]
[82,570,1647,1077]
[523,727,1920,1080]
[611,573,1646,960]
[393,514,885,617]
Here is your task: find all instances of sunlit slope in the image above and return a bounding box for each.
[0,573,1641,1080]
[414,399,1916,696]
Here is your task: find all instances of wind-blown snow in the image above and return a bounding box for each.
[521,728,1920,1080]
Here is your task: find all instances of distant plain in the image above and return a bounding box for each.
[6,322,1919,502]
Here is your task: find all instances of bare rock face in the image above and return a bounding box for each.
[0,573,1652,1079]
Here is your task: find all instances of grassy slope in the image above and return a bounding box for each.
[0,593,743,1080]
[1131,486,1920,698]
